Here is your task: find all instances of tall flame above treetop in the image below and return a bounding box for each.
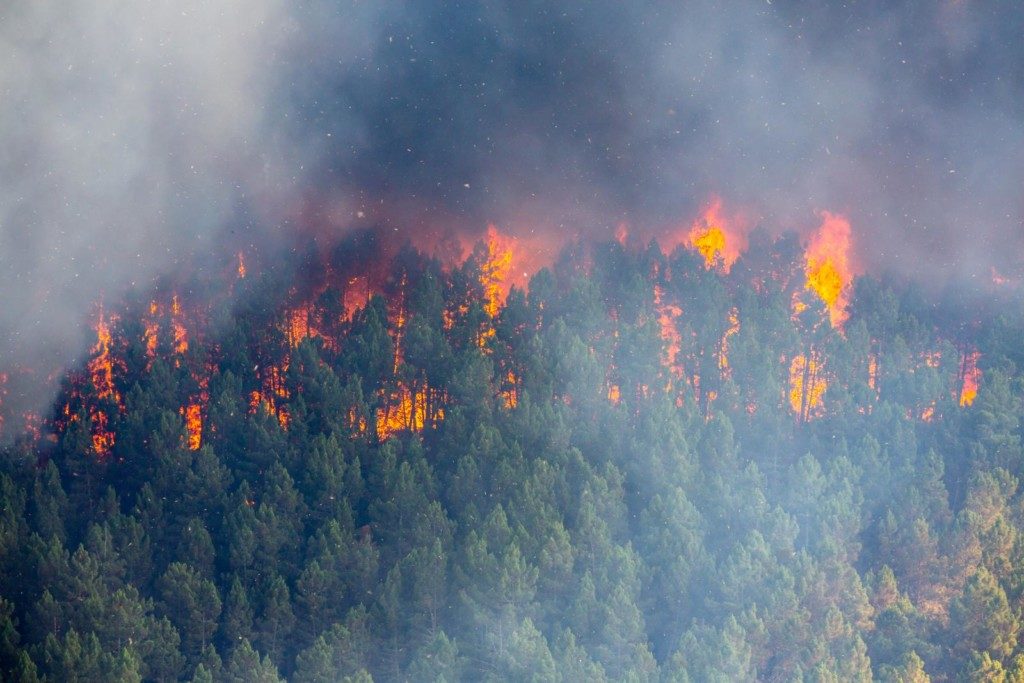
[686,197,745,272]
[804,211,855,328]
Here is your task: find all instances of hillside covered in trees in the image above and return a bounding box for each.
[1,225,1023,681]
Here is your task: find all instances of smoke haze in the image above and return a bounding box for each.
[1,0,1022,423]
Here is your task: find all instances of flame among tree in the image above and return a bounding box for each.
[686,197,746,272]
[959,350,981,407]
[804,211,855,328]
[789,353,827,422]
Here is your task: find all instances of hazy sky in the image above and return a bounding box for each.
[1,0,1021,419]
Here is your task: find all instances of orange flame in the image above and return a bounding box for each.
[686,197,745,272]
[287,302,323,349]
[960,350,981,406]
[237,252,247,279]
[804,212,854,327]
[480,224,516,318]
[88,312,118,402]
[502,370,519,409]
[87,311,121,455]
[181,403,202,450]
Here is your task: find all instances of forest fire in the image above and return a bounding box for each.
[804,211,855,328]
[7,5,1024,679]
[2,214,992,451]
[0,214,1012,683]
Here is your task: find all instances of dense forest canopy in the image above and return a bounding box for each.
[1,220,1023,682]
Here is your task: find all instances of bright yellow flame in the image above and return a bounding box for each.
[376,386,427,440]
[804,212,854,328]
[686,197,744,272]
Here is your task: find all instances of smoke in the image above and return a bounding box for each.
[0,0,384,422]
[299,0,1024,280]
[1,0,1022,428]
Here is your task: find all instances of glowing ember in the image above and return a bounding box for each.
[868,352,879,392]
[804,211,854,328]
[789,353,827,421]
[607,384,621,404]
[959,350,981,407]
[237,252,247,279]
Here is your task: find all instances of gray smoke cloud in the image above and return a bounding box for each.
[1,0,1021,430]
